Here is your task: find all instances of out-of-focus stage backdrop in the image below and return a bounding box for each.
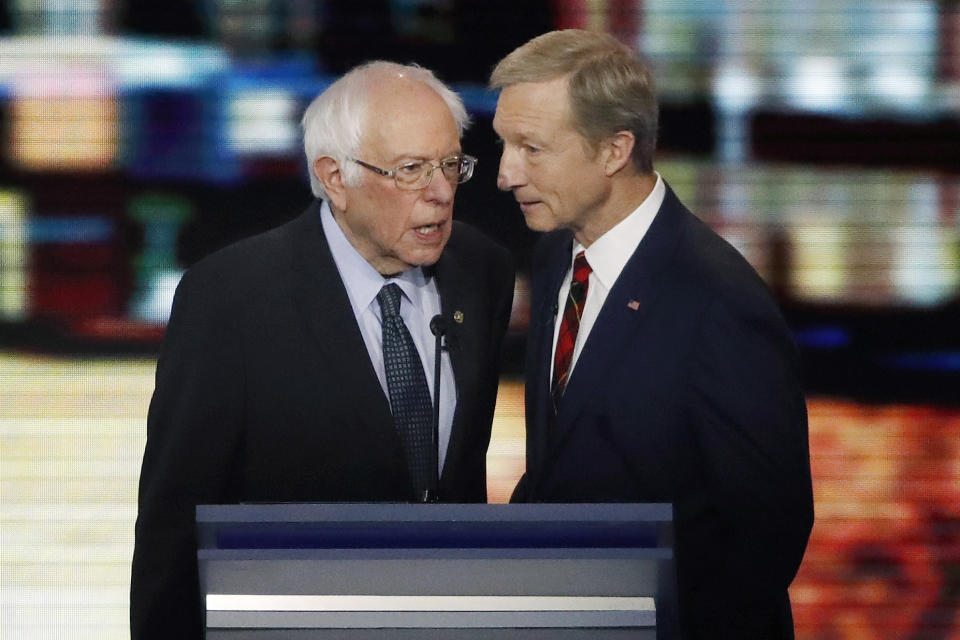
[1,2,958,638]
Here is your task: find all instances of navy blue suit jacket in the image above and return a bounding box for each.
[131,203,515,640]
[513,185,813,639]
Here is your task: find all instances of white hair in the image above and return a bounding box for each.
[301,61,471,201]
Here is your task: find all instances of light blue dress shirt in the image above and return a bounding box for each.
[320,201,456,473]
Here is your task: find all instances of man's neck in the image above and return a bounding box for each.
[573,172,658,248]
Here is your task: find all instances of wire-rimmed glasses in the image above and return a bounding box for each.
[351,154,478,190]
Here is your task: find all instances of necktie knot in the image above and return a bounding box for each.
[572,251,591,287]
[377,283,403,319]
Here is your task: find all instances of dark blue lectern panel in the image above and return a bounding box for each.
[198,503,671,550]
[196,503,677,639]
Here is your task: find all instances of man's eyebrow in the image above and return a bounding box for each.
[387,150,462,164]
[381,154,428,165]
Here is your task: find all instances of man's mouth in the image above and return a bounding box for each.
[412,221,447,240]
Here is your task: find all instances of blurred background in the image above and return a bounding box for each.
[1,0,958,638]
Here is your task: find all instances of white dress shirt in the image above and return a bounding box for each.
[320,201,455,473]
[550,173,666,386]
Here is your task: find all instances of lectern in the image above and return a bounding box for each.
[197,503,677,639]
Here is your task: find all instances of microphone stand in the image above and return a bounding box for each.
[427,315,448,503]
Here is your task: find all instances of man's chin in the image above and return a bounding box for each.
[400,246,447,270]
[522,212,559,233]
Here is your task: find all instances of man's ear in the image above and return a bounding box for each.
[602,131,636,177]
[314,157,348,211]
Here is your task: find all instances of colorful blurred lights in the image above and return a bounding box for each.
[227,89,300,155]
[0,190,28,320]
[10,66,116,171]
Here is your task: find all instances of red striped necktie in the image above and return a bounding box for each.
[551,251,592,410]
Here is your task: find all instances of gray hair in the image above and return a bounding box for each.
[490,30,658,173]
[302,61,470,201]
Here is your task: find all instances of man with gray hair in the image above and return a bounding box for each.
[492,30,813,639]
[131,61,514,640]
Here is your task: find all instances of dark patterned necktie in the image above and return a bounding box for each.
[377,283,434,500]
[551,251,591,410]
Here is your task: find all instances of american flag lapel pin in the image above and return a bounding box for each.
[627,299,641,311]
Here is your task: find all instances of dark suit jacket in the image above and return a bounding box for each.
[513,186,814,640]
[130,202,515,640]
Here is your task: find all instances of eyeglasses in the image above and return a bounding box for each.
[351,154,477,191]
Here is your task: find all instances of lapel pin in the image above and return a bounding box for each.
[453,310,464,323]
[627,300,641,311]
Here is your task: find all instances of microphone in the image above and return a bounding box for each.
[429,315,448,339]
[426,314,449,503]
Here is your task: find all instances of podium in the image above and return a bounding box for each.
[197,503,677,639]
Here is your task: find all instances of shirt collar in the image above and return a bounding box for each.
[576,172,665,290]
[320,200,428,316]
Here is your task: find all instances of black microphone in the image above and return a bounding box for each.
[426,314,449,503]
[430,315,448,340]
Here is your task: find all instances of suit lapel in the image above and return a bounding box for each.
[548,187,690,454]
[432,243,479,487]
[527,232,575,479]
[286,205,401,456]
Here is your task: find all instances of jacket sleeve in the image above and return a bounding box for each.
[684,293,814,628]
[130,264,246,640]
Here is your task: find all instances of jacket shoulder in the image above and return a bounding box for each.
[182,205,316,282]
[671,203,788,328]
[447,221,515,281]
[449,221,511,259]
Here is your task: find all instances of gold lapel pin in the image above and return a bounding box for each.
[453,310,464,323]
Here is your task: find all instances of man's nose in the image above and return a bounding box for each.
[422,166,455,204]
[496,147,524,191]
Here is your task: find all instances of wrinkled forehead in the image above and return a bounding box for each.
[493,77,577,139]
[360,79,460,162]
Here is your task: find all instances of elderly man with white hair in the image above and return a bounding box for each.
[131,61,514,640]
